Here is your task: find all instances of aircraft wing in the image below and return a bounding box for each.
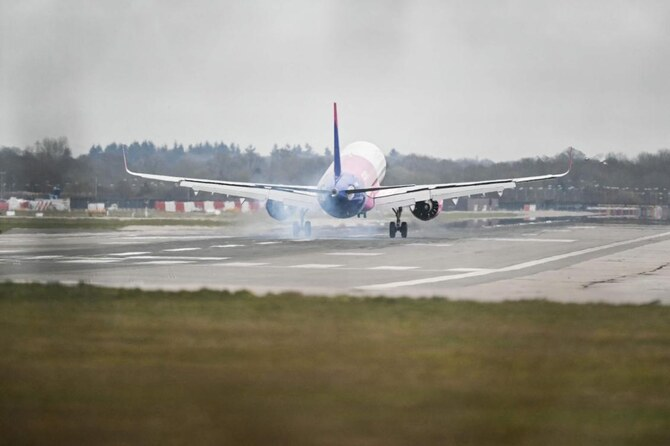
[369,148,574,208]
[123,150,322,210]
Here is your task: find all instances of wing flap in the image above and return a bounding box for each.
[373,148,572,208]
[124,149,320,210]
[374,182,516,207]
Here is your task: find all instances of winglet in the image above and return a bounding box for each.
[567,147,574,171]
[333,102,342,178]
[122,148,131,174]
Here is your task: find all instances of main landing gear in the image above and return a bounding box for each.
[389,207,408,238]
[293,209,311,238]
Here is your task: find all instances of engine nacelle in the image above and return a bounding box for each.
[265,199,296,221]
[410,199,442,221]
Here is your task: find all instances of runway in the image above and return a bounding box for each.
[2,218,669,303]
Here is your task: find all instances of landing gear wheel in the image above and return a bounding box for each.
[400,221,408,238]
[389,207,406,239]
[292,210,312,238]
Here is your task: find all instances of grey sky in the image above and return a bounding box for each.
[1,0,669,160]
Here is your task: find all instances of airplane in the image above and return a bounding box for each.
[123,103,572,238]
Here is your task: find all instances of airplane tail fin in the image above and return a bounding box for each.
[333,102,341,178]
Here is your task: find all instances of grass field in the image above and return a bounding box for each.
[0,216,232,232]
[1,283,669,445]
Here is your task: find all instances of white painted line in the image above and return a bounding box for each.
[212,262,269,267]
[110,251,151,256]
[126,256,230,261]
[358,231,670,291]
[290,264,342,269]
[570,226,597,229]
[25,255,65,260]
[407,243,453,247]
[472,238,575,243]
[211,244,245,248]
[163,247,201,252]
[101,241,143,245]
[446,268,494,272]
[59,259,123,264]
[327,252,383,256]
[135,260,194,265]
[255,241,282,245]
[0,250,20,254]
[117,235,232,241]
[368,266,419,271]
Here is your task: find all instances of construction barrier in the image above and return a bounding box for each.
[154,199,260,213]
[4,197,71,212]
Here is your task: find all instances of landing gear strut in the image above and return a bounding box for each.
[293,209,312,238]
[389,207,408,238]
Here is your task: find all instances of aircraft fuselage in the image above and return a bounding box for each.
[316,141,386,218]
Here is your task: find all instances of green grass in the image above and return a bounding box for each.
[0,216,231,232]
[1,283,669,445]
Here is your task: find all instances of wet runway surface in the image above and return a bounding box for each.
[2,218,669,303]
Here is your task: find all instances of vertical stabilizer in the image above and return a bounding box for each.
[333,102,342,178]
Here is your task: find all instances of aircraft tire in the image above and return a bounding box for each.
[389,222,397,238]
[304,221,312,238]
[400,221,408,238]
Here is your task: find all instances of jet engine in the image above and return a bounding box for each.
[410,199,442,221]
[265,199,296,221]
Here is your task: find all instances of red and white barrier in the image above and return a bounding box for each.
[155,199,260,213]
[5,197,70,212]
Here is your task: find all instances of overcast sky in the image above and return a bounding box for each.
[1,0,669,160]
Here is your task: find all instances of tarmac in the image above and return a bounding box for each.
[1,216,669,304]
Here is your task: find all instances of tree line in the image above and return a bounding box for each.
[1,137,669,205]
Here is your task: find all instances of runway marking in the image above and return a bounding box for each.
[407,243,453,247]
[59,258,123,264]
[570,226,597,229]
[327,252,383,256]
[135,260,194,265]
[255,241,282,245]
[116,235,232,241]
[163,247,201,252]
[0,250,20,254]
[25,255,65,260]
[358,231,670,291]
[211,244,245,248]
[473,238,575,243]
[290,264,342,269]
[101,241,146,245]
[446,268,494,272]
[110,251,151,256]
[126,255,230,261]
[212,262,269,267]
[368,266,419,271]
